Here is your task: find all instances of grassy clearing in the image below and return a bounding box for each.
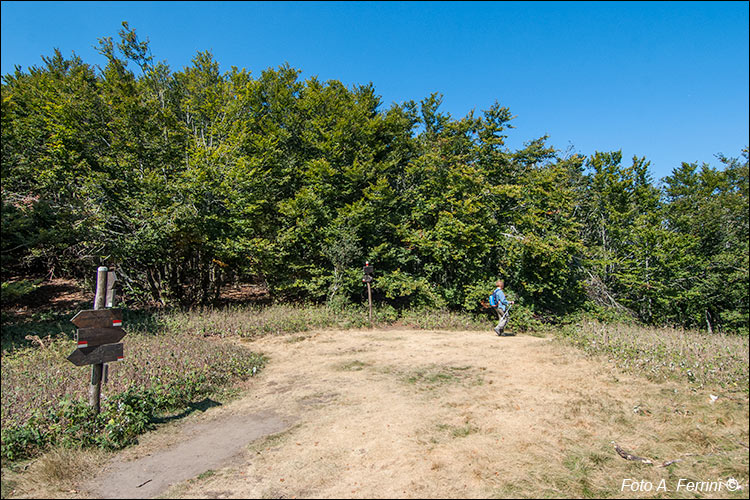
[154,327,747,499]
[557,319,749,391]
[4,302,748,498]
[0,303,489,465]
[0,301,447,466]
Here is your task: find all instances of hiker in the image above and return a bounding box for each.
[489,279,514,335]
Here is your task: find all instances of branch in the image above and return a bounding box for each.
[1,242,30,253]
[613,442,655,465]
[612,441,743,468]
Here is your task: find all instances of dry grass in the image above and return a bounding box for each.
[399,363,485,392]
[558,319,749,390]
[4,315,748,499]
[148,328,748,499]
[1,331,264,430]
[1,446,106,498]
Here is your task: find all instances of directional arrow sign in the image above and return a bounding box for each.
[76,327,126,348]
[71,309,123,329]
[67,343,124,366]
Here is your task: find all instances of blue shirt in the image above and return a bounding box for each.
[492,288,509,311]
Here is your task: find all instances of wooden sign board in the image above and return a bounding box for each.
[71,309,122,329]
[67,343,124,366]
[76,327,126,348]
[363,265,373,275]
[69,308,126,364]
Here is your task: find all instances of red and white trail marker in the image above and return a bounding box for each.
[69,308,127,365]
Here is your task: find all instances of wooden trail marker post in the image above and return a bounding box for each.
[67,266,125,414]
[362,262,374,328]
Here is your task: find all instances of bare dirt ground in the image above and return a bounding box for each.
[69,327,747,499]
[1,278,93,319]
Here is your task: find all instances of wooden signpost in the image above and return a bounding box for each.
[71,309,125,348]
[362,262,374,328]
[67,266,125,414]
[67,343,124,366]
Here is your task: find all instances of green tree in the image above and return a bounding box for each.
[661,150,749,331]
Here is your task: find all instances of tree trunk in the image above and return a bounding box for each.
[213,267,223,303]
[146,267,164,305]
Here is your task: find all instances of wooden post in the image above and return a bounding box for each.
[89,266,108,414]
[367,281,373,328]
[362,262,374,329]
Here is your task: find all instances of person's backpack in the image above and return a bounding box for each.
[488,291,498,307]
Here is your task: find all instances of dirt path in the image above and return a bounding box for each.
[81,328,748,499]
[86,411,289,499]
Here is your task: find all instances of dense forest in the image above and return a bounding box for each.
[2,25,748,333]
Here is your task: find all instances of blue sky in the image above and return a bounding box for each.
[2,1,748,182]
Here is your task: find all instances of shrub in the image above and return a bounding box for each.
[504,303,545,332]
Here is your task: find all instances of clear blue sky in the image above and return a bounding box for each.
[2,1,748,181]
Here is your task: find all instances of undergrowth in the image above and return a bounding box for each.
[1,330,264,462]
[556,318,749,391]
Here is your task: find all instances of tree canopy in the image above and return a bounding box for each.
[2,24,747,333]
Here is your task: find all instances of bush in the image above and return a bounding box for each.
[0,357,266,462]
[504,303,545,332]
[376,271,446,309]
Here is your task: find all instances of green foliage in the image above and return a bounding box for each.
[658,153,749,331]
[503,303,544,333]
[3,382,181,460]
[1,361,264,460]
[1,24,747,332]
[1,279,41,303]
[579,150,748,332]
[377,270,445,308]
